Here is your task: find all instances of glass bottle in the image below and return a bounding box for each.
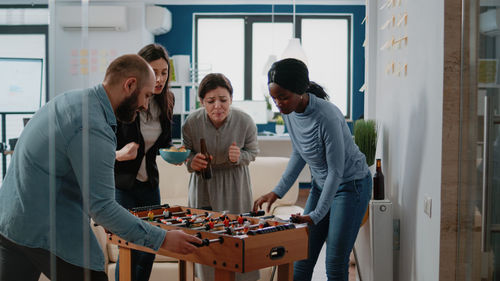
[199,138,212,180]
[373,158,385,200]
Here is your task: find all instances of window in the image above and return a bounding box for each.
[196,17,245,100]
[195,14,352,117]
[0,6,48,181]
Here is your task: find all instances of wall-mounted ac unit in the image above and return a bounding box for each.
[480,9,500,36]
[58,6,127,32]
[146,6,172,35]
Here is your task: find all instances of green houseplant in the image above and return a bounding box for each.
[354,119,377,167]
[354,119,377,226]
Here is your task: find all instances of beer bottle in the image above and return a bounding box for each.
[373,158,385,200]
[199,138,212,180]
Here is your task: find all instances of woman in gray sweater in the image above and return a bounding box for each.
[182,73,259,281]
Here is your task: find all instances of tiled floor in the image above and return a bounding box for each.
[297,188,357,281]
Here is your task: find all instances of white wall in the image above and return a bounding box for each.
[363,0,444,280]
[50,2,154,98]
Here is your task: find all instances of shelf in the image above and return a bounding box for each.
[170,82,197,87]
[481,0,500,6]
[478,83,500,88]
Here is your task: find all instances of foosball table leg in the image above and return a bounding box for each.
[178,260,195,281]
[118,247,132,281]
[214,269,235,281]
[277,263,293,281]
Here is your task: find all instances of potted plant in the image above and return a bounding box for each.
[353,118,377,226]
[354,119,377,168]
[274,114,285,135]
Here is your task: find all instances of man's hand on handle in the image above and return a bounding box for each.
[161,230,201,255]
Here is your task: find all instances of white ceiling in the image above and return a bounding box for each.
[0,0,365,6]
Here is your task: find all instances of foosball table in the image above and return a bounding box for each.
[107,204,309,281]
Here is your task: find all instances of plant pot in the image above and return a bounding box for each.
[267,110,274,122]
[275,124,285,135]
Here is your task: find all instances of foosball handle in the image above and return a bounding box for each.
[190,232,205,247]
[241,210,265,217]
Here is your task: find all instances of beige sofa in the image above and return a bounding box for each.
[97,156,304,281]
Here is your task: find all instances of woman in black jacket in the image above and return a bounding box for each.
[114,43,175,281]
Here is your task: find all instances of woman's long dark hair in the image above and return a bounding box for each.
[268,58,329,100]
[138,43,174,121]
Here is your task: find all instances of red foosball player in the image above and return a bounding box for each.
[208,220,215,230]
[223,217,230,228]
[237,215,244,225]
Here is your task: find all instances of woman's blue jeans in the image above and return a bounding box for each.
[294,172,372,281]
[115,180,161,281]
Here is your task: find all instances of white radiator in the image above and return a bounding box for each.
[369,200,393,281]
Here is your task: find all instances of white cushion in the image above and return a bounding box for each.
[157,156,190,206]
[249,157,299,206]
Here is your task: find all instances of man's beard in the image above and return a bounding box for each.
[116,88,140,124]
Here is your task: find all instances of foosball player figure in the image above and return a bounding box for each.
[258,219,265,229]
[219,211,227,221]
[243,221,251,234]
[147,210,154,221]
[208,219,215,230]
[237,215,245,225]
[204,213,213,222]
[223,216,230,228]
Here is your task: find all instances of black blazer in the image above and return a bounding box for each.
[114,114,173,190]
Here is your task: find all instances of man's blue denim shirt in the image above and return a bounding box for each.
[0,84,166,271]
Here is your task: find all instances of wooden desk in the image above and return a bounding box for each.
[108,206,308,281]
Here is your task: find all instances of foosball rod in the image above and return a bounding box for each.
[139,209,195,219]
[211,221,270,235]
[190,233,224,247]
[190,219,240,231]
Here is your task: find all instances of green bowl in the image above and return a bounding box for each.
[159,148,190,164]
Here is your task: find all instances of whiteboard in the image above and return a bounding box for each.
[0,57,43,112]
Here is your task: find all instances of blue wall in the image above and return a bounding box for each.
[156,4,365,132]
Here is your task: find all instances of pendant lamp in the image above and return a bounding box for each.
[262,3,277,75]
[281,0,308,65]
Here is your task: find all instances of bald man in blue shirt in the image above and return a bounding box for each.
[0,54,200,281]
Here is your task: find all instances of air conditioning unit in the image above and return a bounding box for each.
[146,6,172,35]
[58,6,127,32]
[480,9,500,36]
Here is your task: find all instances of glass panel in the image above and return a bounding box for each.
[252,22,293,103]
[302,18,349,116]
[459,2,500,279]
[197,18,245,100]
[487,90,500,279]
